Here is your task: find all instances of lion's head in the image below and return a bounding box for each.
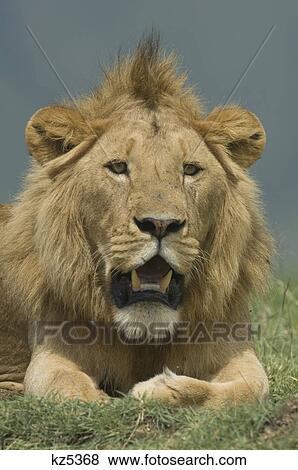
[4,35,272,339]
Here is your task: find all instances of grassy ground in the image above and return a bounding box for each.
[0,280,297,450]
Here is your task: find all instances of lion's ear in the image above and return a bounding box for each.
[25,106,108,165]
[197,106,266,168]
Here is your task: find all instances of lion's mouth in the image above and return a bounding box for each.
[111,255,184,309]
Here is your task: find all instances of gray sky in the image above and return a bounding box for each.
[0,0,297,277]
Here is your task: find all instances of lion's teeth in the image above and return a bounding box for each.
[131,269,173,293]
[160,270,173,293]
[140,283,160,291]
[131,270,141,289]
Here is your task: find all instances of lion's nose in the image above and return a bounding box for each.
[134,217,185,239]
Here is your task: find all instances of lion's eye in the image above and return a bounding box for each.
[183,163,202,176]
[106,161,128,175]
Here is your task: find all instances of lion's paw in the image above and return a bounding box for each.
[130,368,213,406]
[79,388,110,404]
[130,368,186,405]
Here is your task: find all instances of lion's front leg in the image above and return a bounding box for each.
[131,350,268,408]
[24,350,109,403]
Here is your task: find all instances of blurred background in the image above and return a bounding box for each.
[0,0,297,278]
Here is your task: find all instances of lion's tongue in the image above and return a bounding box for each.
[132,256,172,293]
[137,255,170,280]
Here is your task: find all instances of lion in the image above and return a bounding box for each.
[0,35,273,406]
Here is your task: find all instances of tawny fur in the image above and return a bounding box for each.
[0,35,273,406]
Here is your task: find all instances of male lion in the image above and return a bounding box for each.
[0,36,273,406]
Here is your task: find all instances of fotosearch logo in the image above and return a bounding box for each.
[29,320,261,346]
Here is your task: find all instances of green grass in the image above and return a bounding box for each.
[0,280,297,450]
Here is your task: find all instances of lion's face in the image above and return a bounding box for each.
[79,116,224,333]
